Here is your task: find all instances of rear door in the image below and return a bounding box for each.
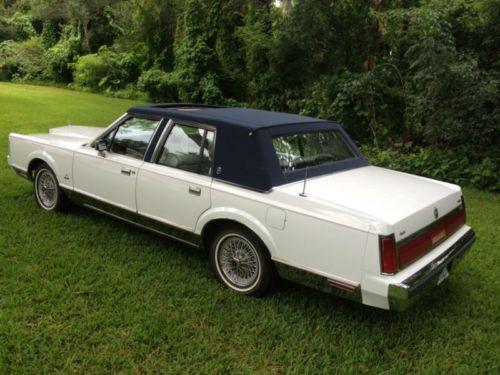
[73,116,161,211]
[136,122,214,231]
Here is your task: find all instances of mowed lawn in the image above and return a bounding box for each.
[0,83,498,374]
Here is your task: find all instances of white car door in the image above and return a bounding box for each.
[73,116,161,212]
[136,123,214,232]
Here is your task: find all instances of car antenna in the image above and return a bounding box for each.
[299,166,308,197]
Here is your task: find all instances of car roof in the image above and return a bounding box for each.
[127,103,368,191]
[128,103,328,131]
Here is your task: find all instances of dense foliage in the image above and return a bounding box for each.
[0,0,498,190]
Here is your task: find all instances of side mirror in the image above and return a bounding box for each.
[95,139,107,153]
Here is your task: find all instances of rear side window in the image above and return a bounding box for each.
[110,117,160,159]
[157,124,214,176]
[273,130,355,172]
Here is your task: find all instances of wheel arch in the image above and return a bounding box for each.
[197,209,278,258]
[27,157,48,181]
[26,152,59,181]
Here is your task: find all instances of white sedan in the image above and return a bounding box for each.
[7,104,475,311]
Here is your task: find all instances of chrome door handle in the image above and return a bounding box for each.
[188,185,201,196]
[121,167,132,176]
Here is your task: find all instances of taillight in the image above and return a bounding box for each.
[398,205,465,269]
[379,234,398,274]
[380,201,467,274]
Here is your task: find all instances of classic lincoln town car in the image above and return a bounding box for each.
[7,104,476,311]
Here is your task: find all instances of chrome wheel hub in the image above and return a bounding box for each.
[37,170,57,208]
[218,235,259,288]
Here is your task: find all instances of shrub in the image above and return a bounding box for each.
[44,24,81,83]
[0,12,35,41]
[138,68,179,102]
[41,21,58,49]
[73,46,147,92]
[363,145,499,192]
[0,38,48,82]
[73,47,118,90]
[73,50,114,90]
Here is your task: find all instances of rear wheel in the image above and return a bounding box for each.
[209,225,275,296]
[33,163,69,211]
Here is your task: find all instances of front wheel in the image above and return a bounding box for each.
[33,163,69,212]
[209,225,276,296]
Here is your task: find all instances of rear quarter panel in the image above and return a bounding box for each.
[198,181,369,285]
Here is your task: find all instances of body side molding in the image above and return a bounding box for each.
[63,189,202,248]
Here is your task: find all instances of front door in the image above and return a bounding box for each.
[73,116,161,212]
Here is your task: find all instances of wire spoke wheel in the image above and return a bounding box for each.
[210,226,276,296]
[216,234,261,290]
[35,168,59,209]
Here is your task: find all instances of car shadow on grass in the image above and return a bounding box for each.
[58,203,474,337]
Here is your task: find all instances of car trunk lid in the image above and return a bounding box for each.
[280,166,464,243]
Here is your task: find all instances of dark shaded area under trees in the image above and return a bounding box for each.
[0,0,498,190]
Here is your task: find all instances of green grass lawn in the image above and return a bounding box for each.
[0,83,499,374]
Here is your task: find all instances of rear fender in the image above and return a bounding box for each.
[195,207,278,257]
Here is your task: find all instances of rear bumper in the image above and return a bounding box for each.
[388,228,475,311]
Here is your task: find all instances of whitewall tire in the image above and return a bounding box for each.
[209,225,275,296]
[33,163,69,212]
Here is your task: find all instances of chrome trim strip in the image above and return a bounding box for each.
[9,164,29,179]
[151,119,174,163]
[149,119,217,177]
[83,203,200,248]
[388,228,475,312]
[91,113,129,147]
[396,205,463,247]
[273,260,361,303]
[63,189,202,248]
[143,118,169,162]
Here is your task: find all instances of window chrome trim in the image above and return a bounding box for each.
[144,118,168,162]
[90,113,130,148]
[151,119,217,177]
[103,116,163,162]
[151,119,174,163]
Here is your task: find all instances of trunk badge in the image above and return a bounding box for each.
[434,207,439,219]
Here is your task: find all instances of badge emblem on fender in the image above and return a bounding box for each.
[434,207,439,219]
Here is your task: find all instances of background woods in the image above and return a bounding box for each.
[0,0,498,190]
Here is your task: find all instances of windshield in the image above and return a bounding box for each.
[273,130,356,172]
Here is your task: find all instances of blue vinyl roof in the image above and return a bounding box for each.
[128,104,328,131]
[127,104,368,191]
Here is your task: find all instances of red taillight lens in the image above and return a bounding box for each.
[379,234,398,274]
[398,205,466,269]
[382,202,467,274]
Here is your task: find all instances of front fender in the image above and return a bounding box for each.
[195,207,278,257]
[27,149,59,178]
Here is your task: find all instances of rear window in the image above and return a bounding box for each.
[273,130,356,172]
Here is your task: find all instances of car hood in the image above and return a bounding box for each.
[278,166,463,239]
[22,125,106,150]
[49,125,104,140]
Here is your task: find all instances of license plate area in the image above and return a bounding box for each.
[437,266,450,285]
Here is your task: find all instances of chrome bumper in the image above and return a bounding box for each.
[388,228,476,312]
